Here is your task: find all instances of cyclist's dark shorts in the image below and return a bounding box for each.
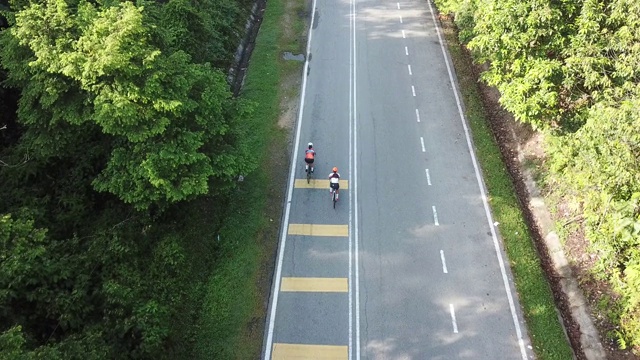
[330,182,339,190]
[305,158,314,164]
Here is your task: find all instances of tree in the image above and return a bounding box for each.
[466,0,576,129]
[0,0,255,211]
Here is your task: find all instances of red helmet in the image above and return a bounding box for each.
[332,167,338,172]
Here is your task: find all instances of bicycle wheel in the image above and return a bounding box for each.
[307,166,311,184]
[332,190,337,209]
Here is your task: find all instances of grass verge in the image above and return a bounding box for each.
[190,0,305,357]
[439,17,575,360]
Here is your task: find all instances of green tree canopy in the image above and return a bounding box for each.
[1,0,255,210]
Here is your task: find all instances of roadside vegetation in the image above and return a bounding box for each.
[0,0,302,358]
[434,0,640,355]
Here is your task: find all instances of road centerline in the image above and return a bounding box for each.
[432,205,439,226]
[440,250,448,273]
[449,304,459,333]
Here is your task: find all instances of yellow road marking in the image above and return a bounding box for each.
[272,343,348,359]
[288,224,348,237]
[280,277,348,292]
[294,179,349,189]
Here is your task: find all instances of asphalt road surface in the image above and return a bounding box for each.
[263,0,534,358]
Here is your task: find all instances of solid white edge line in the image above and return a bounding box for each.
[425,1,528,359]
[449,304,459,333]
[353,0,361,357]
[440,250,448,273]
[416,108,420,122]
[432,205,439,226]
[263,0,318,358]
[426,168,432,185]
[420,137,426,152]
[348,0,354,358]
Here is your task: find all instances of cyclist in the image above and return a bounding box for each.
[329,167,340,200]
[304,143,316,173]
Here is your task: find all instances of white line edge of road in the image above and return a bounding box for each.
[348,0,354,357]
[352,0,361,356]
[425,1,529,359]
[262,0,318,357]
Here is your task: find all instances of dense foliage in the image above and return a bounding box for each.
[0,0,254,357]
[435,0,640,351]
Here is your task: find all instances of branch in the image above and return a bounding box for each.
[0,154,30,167]
[112,215,135,229]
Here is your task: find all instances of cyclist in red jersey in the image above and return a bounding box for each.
[304,143,316,173]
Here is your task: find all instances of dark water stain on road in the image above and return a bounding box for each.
[283,52,305,61]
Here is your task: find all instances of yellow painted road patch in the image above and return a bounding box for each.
[280,277,348,292]
[294,179,349,189]
[272,343,348,359]
[288,224,348,237]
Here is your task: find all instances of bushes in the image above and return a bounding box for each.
[548,97,640,349]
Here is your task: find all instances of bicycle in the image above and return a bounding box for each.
[328,167,340,209]
[306,163,312,184]
[330,186,339,208]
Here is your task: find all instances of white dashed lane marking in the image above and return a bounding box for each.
[450,304,459,333]
[440,250,448,273]
[432,205,439,226]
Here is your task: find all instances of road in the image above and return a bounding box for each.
[263,0,534,358]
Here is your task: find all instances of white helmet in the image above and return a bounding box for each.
[308,142,313,148]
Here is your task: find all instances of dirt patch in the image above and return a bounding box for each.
[438,14,638,360]
[278,79,301,130]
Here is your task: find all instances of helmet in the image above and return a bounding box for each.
[332,167,338,172]
[308,142,313,148]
